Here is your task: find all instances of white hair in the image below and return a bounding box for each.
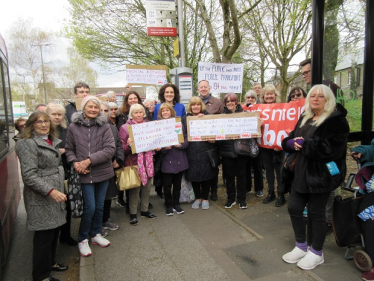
[300,84,336,127]
[129,103,146,119]
[106,90,116,99]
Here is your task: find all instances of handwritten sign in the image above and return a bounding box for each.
[128,118,184,153]
[187,112,261,141]
[198,62,244,93]
[126,65,168,86]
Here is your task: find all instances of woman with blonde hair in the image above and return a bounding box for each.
[183,97,216,210]
[158,103,189,215]
[260,85,285,206]
[281,84,349,270]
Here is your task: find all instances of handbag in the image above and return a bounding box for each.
[234,138,259,158]
[284,152,298,172]
[205,143,220,168]
[68,165,83,218]
[115,157,141,191]
[179,173,195,203]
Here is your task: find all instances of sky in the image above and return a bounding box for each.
[0,0,127,88]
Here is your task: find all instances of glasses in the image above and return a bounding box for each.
[110,108,118,111]
[301,70,311,76]
[101,109,109,113]
[247,96,256,99]
[35,120,50,125]
[290,93,302,99]
[226,100,235,104]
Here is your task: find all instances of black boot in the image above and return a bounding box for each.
[130,214,138,225]
[275,194,286,207]
[211,192,218,201]
[263,192,276,204]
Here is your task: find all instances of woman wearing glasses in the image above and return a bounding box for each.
[287,87,307,102]
[242,90,264,198]
[16,111,68,281]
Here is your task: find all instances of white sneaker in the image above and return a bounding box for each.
[78,239,92,257]
[91,233,111,248]
[297,250,324,270]
[282,247,307,264]
[201,200,210,210]
[192,200,201,209]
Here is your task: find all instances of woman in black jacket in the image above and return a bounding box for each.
[281,84,349,270]
[183,97,216,210]
[218,93,248,209]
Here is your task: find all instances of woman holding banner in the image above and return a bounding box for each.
[183,97,216,210]
[119,103,157,225]
[218,93,249,209]
[281,84,349,270]
[260,85,285,206]
[153,83,186,120]
[157,103,189,216]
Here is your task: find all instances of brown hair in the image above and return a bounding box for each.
[157,103,176,120]
[299,58,311,67]
[15,117,27,131]
[20,111,58,140]
[119,91,145,115]
[223,93,239,105]
[74,82,90,94]
[158,83,180,104]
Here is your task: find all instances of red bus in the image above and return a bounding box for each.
[0,34,21,276]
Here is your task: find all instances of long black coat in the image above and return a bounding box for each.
[183,113,216,182]
[281,103,349,193]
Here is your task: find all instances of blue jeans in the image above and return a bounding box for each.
[78,180,109,242]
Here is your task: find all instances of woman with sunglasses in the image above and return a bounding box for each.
[108,102,119,126]
[287,87,307,102]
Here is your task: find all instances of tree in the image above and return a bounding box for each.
[241,0,312,100]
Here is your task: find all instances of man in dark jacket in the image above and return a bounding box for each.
[65,82,90,123]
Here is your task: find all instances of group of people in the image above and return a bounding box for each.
[15,56,358,280]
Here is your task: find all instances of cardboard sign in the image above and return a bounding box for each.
[187,112,261,141]
[247,99,306,149]
[126,65,168,86]
[128,117,184,153]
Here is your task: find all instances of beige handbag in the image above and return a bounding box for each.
[115,157,141,191]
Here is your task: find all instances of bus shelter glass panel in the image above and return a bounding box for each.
[0,62,8,158]
[324,0,365,133]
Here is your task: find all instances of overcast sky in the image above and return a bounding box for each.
[0,0,127,87]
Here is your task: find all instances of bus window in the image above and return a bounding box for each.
[0,62,8,159]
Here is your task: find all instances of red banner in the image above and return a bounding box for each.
[247,99,306,149]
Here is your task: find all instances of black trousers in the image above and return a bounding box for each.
[246,152,264,192]
[192,180,211,200]
[210,168,219,194]
[288,189,331,251]
[163,171,183,208]
[33,227,59,281]
[59,197,72,240]
[222,156,248,203]
[261,148,284,194]
[103,199,112,222]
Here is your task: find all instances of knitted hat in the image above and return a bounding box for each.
[80,95,101,110]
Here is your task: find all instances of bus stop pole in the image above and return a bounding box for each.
[177,0,185,67]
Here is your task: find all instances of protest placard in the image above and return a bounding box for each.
[126,65,168,86]
[186,112,261,141]
[128,117,184,153]
[247,99,306,149]
[197,62,244,93]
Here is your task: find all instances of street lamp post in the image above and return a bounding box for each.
[32,43,51,104]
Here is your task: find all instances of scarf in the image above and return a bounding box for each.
[137,151,155,186]
[199,94,211,104]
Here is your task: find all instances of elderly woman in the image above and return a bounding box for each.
[100,102,124,231]
[287,87,307,102]
[241,90,264,197]
[143,98,155,120]
[16,111,68,281]
[158,103,189,215]
[46,103,78,247]
[182,97,216,210]
[218,93,249,209]
[119,104,157,225]
[281,84,349,270]
[65,96,115,257]
[116,91,147,207]
[108,102,119,126]
[153,83,186,120]
[260,84,285,206]
[242,90,258,110]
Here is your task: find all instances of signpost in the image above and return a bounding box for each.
[146,0,177,37]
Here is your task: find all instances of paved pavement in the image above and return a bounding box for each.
[3,189,363,281]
